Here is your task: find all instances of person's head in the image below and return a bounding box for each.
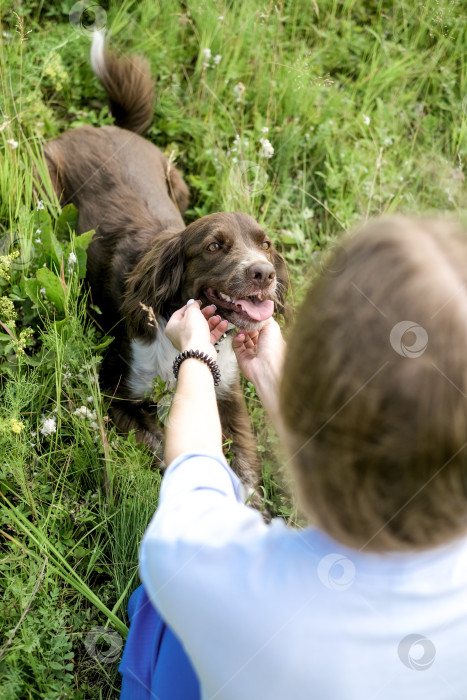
[280,216,467,551]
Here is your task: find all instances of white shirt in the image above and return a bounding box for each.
[140,453,467,700]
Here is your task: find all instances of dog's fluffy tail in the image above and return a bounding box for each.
[90,29,155,135]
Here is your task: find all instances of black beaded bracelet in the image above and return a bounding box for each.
[172,350,221,386]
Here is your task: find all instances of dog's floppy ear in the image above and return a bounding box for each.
[272,248,292,323]
[123,229,185,337]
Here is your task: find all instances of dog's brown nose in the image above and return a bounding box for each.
[247,261,276,287]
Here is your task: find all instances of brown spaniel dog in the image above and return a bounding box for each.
[44,31,289,498]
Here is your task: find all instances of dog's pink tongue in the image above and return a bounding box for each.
[237,298,274,321]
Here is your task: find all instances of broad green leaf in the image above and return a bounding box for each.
[36,268,65,313]
[35,208,53,232]
[280,230,298,245]
[55,204,79,240]
[22,277,42,306]
[75,246,88,279]
[41,227,64,267]
[73,229,95,251]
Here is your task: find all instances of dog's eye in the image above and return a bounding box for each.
[207,242,220,252]
[260,241,271,250]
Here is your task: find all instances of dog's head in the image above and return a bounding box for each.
[124,212,289,337]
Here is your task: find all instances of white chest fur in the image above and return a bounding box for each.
[127,316,238,401]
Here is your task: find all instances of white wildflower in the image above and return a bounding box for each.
[40,415,57,437]
[259,137,274,159]
[86,396,94,403]
[36,200,45,211]
[36,228,41,235]
[218,15,224,20]
[261,126,269,133]
[233,82,245,103]
[232,156,238,163]
[213,54,222,65]
[68,252,77,267]
[6,139,18,150]
[40,287,46,296]
[202,48,212,68]
[73,406,97,421]
[73,406,88,419]
[362,115,371,126]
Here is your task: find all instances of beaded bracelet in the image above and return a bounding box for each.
[172,349,221,386]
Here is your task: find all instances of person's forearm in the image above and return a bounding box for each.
[165,359,223,465]
[252,361,286,439]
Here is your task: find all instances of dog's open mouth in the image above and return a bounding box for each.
[204,288,274,323]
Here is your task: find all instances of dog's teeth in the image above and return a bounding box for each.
[218,291,234,303]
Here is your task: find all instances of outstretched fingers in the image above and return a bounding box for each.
[208,315,229,344]
[233,331,258,350]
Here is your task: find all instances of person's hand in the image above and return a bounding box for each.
[165,300,229,359]
[232,317,286,386]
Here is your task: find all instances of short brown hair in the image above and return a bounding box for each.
[280,216,467,551]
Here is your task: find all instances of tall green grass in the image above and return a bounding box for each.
[0,0,466,695]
